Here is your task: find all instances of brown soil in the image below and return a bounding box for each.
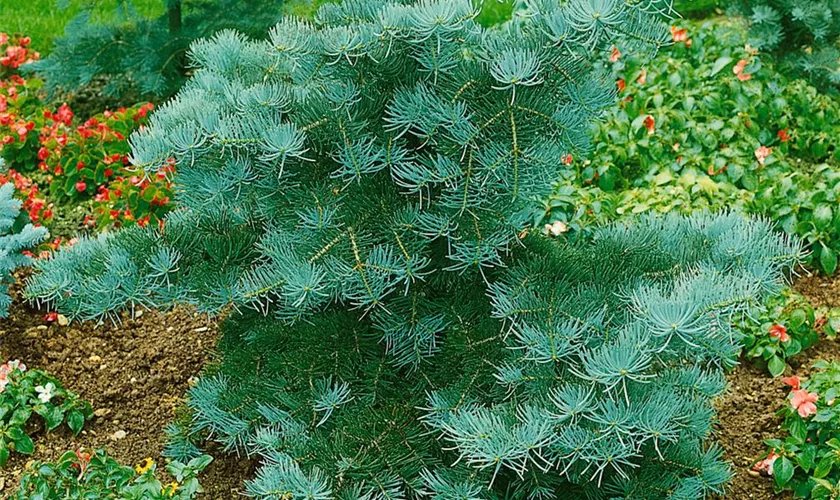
[0,293,254,498]
[717,272,840,500]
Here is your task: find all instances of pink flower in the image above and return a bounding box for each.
[783,375,801,390]
[733,59,751,81]
[791,389,818,418]
[769,323,789,342]
[636,68,647,85]
[609,46,621,63]
[754,145,772,166]
[753,452,779,476]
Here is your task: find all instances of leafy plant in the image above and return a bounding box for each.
[0,33,39,78]
[0,359,91,467]
[740,289,821,377]
[24,1,805,497]
[13,448,212,499]
[541,18,840,274]
[757,361,840,497]
[0,34,174,230]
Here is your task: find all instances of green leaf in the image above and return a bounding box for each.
[797,445,816,471]
[790,417,808,443]
[775,457,794,487]
[815,455,835,478]
[822,246,838,275]
[815,204,833,230]
[13,433,34,455]
[67,410,85,436]
[0,441,8,468]
[768,355,786,377]
[742,171,758,191]
[710,56,733,76]
[791,309,807,329]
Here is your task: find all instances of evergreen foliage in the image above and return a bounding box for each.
[735,0,840,90]
[32,0,286,100]
[0,159,48,318]
[24,0,804,497]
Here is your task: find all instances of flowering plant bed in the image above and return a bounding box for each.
[13,448,212,499]
[757,361,840,497]
[0,32,173,232]
[0,359,91,467]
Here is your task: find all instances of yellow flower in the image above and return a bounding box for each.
[135,457,154,474]
[164,482,179,497]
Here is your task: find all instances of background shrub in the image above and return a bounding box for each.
[31,0,288,101]
[734,0,840,91]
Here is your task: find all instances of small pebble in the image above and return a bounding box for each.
[110,430,127,441]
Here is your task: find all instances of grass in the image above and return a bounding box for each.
[0,0,163,54]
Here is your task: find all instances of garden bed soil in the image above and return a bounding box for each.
[0,294,253,498]
[717,272,840,499]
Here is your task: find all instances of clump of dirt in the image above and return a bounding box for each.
[0,296,253,498]
[715,272,840,499]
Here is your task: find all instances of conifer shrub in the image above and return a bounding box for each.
[32,0,287,101]
[735,0,840,91]
[24,0,804,497]
[0,158,47,318]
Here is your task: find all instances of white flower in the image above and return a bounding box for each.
[7,360,26,373]
[35,382,55,403]
[544,220,568,237]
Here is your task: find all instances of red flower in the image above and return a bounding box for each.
[617,78,626,93]
[561,154,573,165]
[43,312,58,323]
[783,376,801,390]
[778,128,791,143]
[609,46,621,63]
[769,324,789,343]
[75,181,87,193]
[670,26,688,43]
[643,115,655,135]
[636,68,647,85]
[37,147,49,161]
[55,103,73,126]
